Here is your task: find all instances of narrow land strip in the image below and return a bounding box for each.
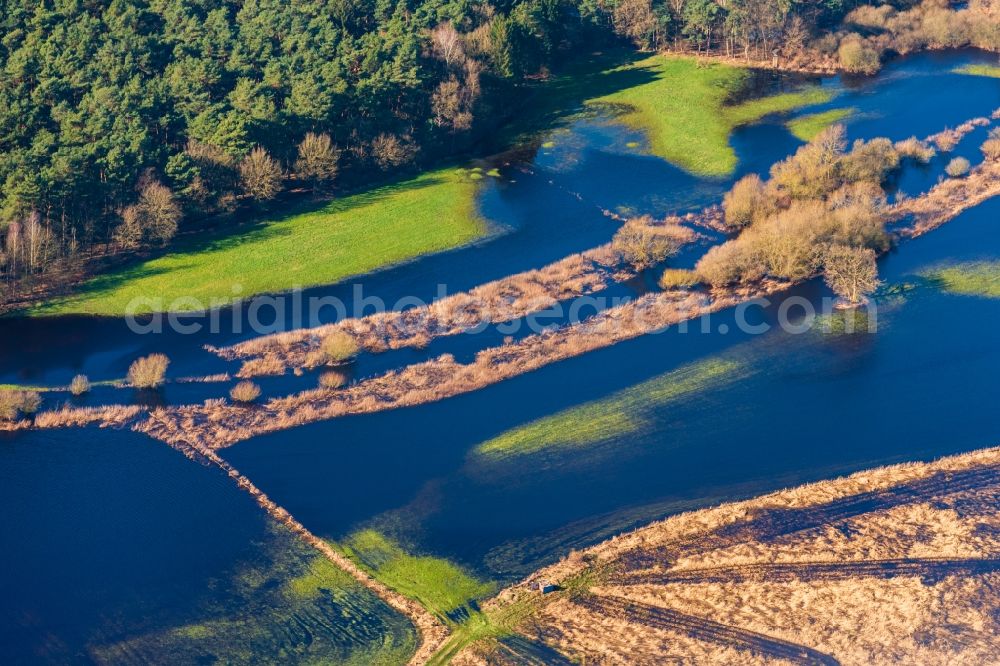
[136,156,1000,451]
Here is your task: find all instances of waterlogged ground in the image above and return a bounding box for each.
[0,428,415,664]
[1,49,1000,662]
[227,194,1000,588]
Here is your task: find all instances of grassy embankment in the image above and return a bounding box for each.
[30,168,487,317]
[475,357,748,460]
[339,530,536,665]
[589,56,835,176]
[954,63,1000,78]
[786,107,856,141]
[923,261,1000,298]
[93,526,417,664]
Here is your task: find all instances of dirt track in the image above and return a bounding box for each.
[574,593,840,665]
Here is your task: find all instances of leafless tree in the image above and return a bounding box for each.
[823,245,880,305]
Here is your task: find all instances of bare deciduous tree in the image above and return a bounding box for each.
[430,22,465,67]
[239,147,284,201]
[295,132,340,186]
[823,245,880,305]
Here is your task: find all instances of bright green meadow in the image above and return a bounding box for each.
[30,169,486,317]
[786,107,856,141]
[590,55,835,176]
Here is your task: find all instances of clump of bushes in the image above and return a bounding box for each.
[931,128,961,152]
[128,353,170,388]
[319,370,348,389]
[69,375,91,396]
[723,174,774,229]
[695,126,897,289]
[982,130,1000,161]
[769,125,848,200]
[612,217,691,270]
[945,157,971,178]
[768,126,901,204]
[320,331,360,364]
[0,389,42,421]
[697,241,767,287]
[841,138,900,184]
[894,137,936,164]
[229,380,262,404]
[659,268,700,290]
[838,36,882,74]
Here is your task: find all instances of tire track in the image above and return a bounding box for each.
[621,465,1000,572]
[492,634,578,665]
[615,557,1000,586]
[573,593,839,665]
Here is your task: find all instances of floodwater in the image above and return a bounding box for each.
[223,49,1000,581]
[0,428,415,663]
[2,48,999,659]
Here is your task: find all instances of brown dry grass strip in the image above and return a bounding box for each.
[136,284,765,450]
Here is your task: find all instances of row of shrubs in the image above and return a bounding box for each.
[0,336,361,421]
[599,124,925,303]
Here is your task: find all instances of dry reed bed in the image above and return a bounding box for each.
[891,156,1000,237]
[33,404,145,429]
[0,404,145,432]
[138,285,757,450]
[215,214,711,375]
[925,116,991,152]
[461,445,1000,665]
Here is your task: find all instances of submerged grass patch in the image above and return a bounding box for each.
[92,524,417,665]
[787,107,856,141]
[475,357,748,460]
[341,530,495,621]
[954,64,1000,78]
[31,169,486,316]
[922,261,1000,298]
[338,530,537,666]
[591,56,834,176]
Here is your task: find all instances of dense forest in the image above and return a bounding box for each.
[0,0,994,302]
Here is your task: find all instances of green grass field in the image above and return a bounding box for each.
[591,56,835,176]
[475,358,747,460]
[786,107,856,141]
[954,64,1000,78]
[30,169,486,316]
